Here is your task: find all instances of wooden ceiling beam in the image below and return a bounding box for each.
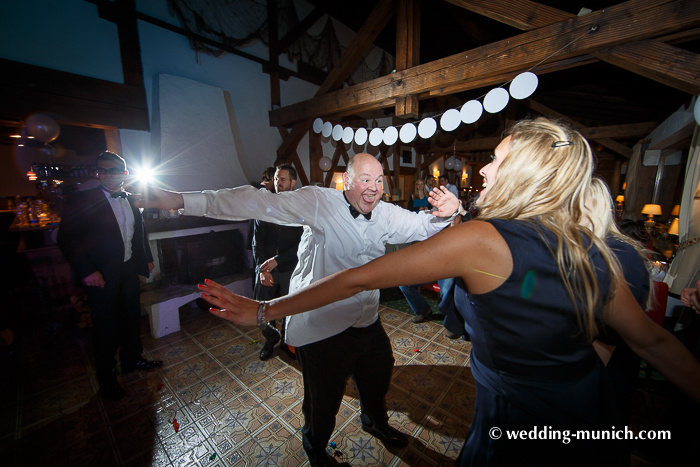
[524,99,633,158]
[269,0,699,127]
[395,0,421,118]
[595,40,700,95]
[278,7,326,54]
[451,0,700,95]
[443,0,571,29]
[277,0,397,161]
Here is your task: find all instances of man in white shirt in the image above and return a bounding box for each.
[438,174,460,199]
[138,154,460,466]
[58,152,160,401]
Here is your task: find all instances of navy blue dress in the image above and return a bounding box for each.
[454,219,626,466]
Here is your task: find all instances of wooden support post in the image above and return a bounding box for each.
[395,0,421,118]
[309,128,324,185]
[324,145,343,188]
[267,0,281,108]
[393,142,402,199]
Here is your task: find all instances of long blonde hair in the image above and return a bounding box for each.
[413,179,427,199]
[478,117,620,342]
[584,177,652,309]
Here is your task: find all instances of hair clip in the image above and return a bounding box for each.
[551,140,575,148]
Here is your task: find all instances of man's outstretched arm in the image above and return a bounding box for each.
[132,186,184,210]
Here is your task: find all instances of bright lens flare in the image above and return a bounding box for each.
[133,167,155,183]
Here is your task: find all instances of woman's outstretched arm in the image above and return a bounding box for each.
[199,220,511,325]
[608,279,700,404]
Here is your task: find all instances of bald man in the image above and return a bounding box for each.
[138,154,462,466]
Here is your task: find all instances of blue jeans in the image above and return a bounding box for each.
[399,278,454,316]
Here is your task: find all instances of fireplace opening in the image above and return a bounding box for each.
[159,229,249,285]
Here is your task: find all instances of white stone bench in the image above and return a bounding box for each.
[141,273,252,338]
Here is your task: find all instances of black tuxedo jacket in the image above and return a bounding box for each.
[57,187,153,281]
[251,220,303,274]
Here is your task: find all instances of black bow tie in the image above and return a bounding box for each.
[111,191,128,199]
[349,204,371,220]
[343,192,372,220]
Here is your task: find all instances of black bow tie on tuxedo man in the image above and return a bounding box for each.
[344,192,372,220]
[111,191,128,199]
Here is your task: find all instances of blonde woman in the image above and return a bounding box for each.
[407,179,431,212]
[201,118,700,466]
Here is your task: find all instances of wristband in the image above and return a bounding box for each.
[257,301,268,330]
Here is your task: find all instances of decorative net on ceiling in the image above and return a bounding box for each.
[165,0,393,86]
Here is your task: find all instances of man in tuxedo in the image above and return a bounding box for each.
[253,164,303,360]
[58,151,161,400]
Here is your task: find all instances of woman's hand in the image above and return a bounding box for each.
[198,279,260,326]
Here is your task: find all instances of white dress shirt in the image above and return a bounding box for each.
[184,185,451,346]
[101,189,135,262]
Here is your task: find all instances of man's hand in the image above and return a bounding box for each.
[428,186,460,218]
[260,258,278,273]
[260,271,274,287]
[130,185,185,211]
[148,262,155,273]
[83,271,105,288]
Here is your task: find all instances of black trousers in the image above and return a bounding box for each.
[254,267,293,342]
[296,318,395,456]
[84,257,142,386]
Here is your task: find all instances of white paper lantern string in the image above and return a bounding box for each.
[332,124,344,141]
[383,126,399,146]
[369,128,384,146]
[440,109,461,132]
[510,72,538,99]
[354,127,368,145]
[311,66,553,146]
[399,123,417,143]
[322,121,333,138]
[418,117,437,139]
[484,88,510,113]
[461,100,483,124]
[342,127,354,144]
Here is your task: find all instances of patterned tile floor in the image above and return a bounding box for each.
[0,291,683,466]
[0,300,475,466]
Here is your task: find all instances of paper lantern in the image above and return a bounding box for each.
[319,156,332,171]
[399,123,417,143]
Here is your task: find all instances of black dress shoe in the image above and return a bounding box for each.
[122,356,163,374]
[259,335,280,361]
[361,424,408,448]
[307,451,337,467]
[100,381,126,400]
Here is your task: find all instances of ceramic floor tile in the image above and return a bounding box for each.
[111,410,161,462]
[379,307,411,327]
[66,429,119,466]
[401,320,443,340]
[389,329,431,357]
[190,324,240,349]
[141,330,189,352]
[19,388,63,427]
[208,335,260,367]
[180,314,225,336]
[9,302,667,466]
[62,399,107,445]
